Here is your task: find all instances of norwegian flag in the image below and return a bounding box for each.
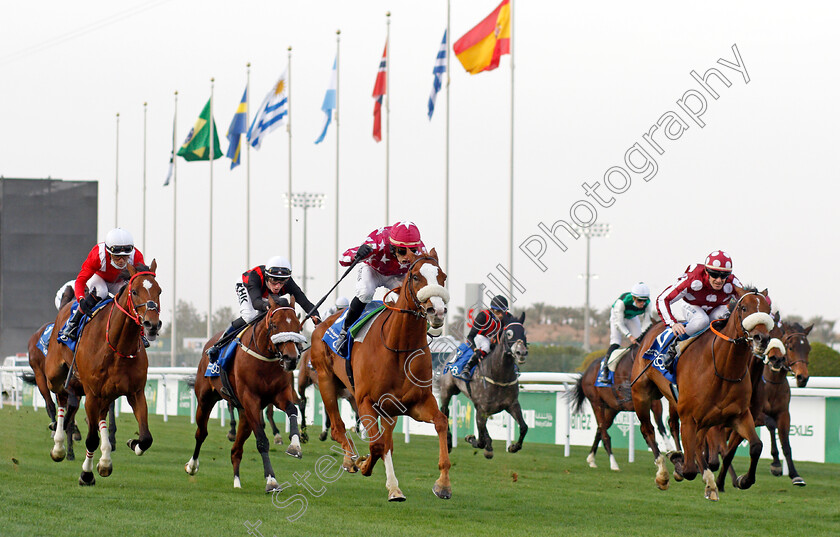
[372,41,387,142]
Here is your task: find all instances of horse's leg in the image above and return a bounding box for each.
[231,416,253,489]
[50,392,69,462]
[94,402,114,478]
[318,369,358,472]
[666,405,685,480]
[719,412,763,491]
[695,427,719,501]
[506,400,529,454]
[587,429,603,468]
[379,416,406,502]
[633,393,668,490]
[466,413,494,459]
[321,412,332,442]
[185,387,218,476]
[279,400,302,458]
[227,405,237,442]
[298,391,309,444]
[652,399,675,452]
[34,362,57,428]
[239,391,281,493]
[124,387,153,455]
[79,395,103,486]
[108,401,117,451]
[765,414,783,476]
[408,393,452,500]
[679,416,700,482]
[599,408,620,471]
[356,397,385,477]
[63,391,82,462]
[777,410,804,485]
[438,378,457,453]
[264,405,283,445]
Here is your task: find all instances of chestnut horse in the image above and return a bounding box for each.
[763,321,811,485]
[45,262,161,486]
[631,287,773,501]
[571,342,673,471]
[186,296,306,493]
[297,348,359,443]
[309,249,451,501]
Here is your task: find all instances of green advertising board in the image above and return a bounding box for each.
[825,397,840,464]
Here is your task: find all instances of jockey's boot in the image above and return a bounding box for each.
[335,298,365,356]
[661,338,678,370]
[207,317,247,363]
[454,352,481,380]
[58,307,86,343]
[597,343,621,384]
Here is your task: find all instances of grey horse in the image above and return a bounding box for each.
[439,312,528,458]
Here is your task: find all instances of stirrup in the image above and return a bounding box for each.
[335,330,349,354]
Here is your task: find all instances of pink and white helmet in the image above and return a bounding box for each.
[389,221,422,249]
[704,251,733,271]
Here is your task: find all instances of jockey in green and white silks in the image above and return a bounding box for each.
[597,282,658,384]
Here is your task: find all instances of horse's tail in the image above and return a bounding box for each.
[569,373,587,415]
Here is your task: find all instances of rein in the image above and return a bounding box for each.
[782,332,810,368]
[105,271,157,359]
[709,291,765,383]
[473,321,525,387]
[240,306,301,362]
[379,255,444,354]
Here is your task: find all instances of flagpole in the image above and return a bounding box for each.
[208,78,215,340]
[445,0,451,333]
[508,0,515,301]
[334,29,341,302]
[287,46,293,266]
[115,112,120,227]
[171,91,178,367]
[385,12,391,226]
[246,62,251,266]
[142,102,147,252]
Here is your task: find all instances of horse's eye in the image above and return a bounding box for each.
[132,290,137,296]
[506,330,514,339]
[740,306,746,312]
[413,275,419,281]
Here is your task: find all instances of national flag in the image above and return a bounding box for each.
[177,98,223,162]
[454,0,511,75]
[163,110,176,186]
[315,57,337,144]
[372,42,387,143]
[248,69,288,150]
[226,87,248,169]
[428,30,447,120]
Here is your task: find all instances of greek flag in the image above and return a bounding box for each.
[427,30,447,120]
[248,68,288,150]
[315,57,337,144]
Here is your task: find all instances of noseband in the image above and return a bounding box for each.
[708,291,771,382]
[782,332,810,369]
[241,306,305,364]
[106,271,158,359]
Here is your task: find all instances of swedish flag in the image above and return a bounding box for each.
[226,88,248,169]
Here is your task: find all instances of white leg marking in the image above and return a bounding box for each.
[586,453,598,468]
[384,450,400,492]
[185,457,199,475]
[233,475,241,489]
[290,434,300,450]
[98,420,112,464]
[82,450,94,473]
[609,454,620,471]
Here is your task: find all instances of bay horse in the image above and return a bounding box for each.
[297,348,359,443]
[186,295,306,493]
[309,249,451,501]
[438,312,529,459]
[763,321,811,485]
[45,261,161,486]
[631,287,773,501]
[571,341,673,471]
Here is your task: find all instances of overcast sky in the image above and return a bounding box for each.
[2,1,838,327]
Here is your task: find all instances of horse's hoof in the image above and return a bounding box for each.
[185,459,199,475]
[108,437,116,451]
[433,483,452,500]
[50,447,66,462]
[704,488,719,501]
[586,453,598,468]
[266,478,282,493]
[388,489,406,502]
[300,431,309,444]
[274,433,284,445]
[285,445,302,459]
[655,475,670,490]
[770,462,783,477]
[318,431,328,442]
[465,434,478,448]
[79,471,96,486]
[792,477,806,487]
[49,422,57,432]
[73,431,83,442]
[672,471,684,482]
[66,448,75,462]
[735,475,753,490]
[227,432,236,442]
[97,461,113,477]
[484,449,494,459]
[508,443,521,454]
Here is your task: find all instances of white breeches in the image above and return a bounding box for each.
[610,317,642,345]
[85,274,125,301]
[55,280,75,310]
[683,303,730,336]
[235,282,260,323]
[355,264,402,303]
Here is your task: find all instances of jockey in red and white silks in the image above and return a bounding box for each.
[656,251,742,339]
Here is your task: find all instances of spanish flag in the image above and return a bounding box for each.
[453,0,511,75]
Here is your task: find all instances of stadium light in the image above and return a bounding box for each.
[285,192,326,294]
[574,223,610,352]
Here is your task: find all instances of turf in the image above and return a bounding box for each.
[1,406,839,537]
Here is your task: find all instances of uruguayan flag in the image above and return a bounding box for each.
[428,30,447,120]
[315,57,337,144]
[248,69,288,150]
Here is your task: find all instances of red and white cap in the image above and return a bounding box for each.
[704,250,733,271]
[388,221,422,248]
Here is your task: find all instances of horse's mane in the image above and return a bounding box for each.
[728,285,759,312]
[785,321,807,333]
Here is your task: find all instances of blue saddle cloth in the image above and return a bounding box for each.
[594,359,615,388]
[204,338,239,378]
[642,327,680,384]
[442,343,478,379]
[37,324,55,355]
[322,301,385,360]
[57,299,113,352]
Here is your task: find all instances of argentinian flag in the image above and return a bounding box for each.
[248,68,288,150]
[315,57,337,144]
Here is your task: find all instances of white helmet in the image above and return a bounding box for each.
[336,296,350,309]
[265,256,292,279]
[631,282,650,299]
[105,228,135,256]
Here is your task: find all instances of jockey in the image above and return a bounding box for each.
[334,221,426,355]
[325,296,350,318]
[54,280,76,311]
[58,228,145,343]
[656,250,743,367]
[597,283,658,384]
[207,256,321,363]
[454,295,509,380]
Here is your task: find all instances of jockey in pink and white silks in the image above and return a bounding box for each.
[334,221,432,354]
[655,250,743,366]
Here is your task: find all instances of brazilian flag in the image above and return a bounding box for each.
[177,98,223,161]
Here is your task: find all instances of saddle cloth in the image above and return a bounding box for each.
[594,347,630,388]
[442,343,478,378]
[57,298,113,352]
[37,324,54,355]
[322,301,386,360]
[205,327,248,378]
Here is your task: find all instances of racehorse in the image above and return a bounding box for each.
[297,348,359,443]
[571,341,673,471]
[438,312,530,459]
[186,295,306,492]
[763,321,811,485]
[45,262,161,486]
[309,249,451,501]
[631,287,773,501]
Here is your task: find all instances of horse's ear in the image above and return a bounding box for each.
[429,248,439,261]
[289,295,296,308]
[733,286,746,298]
[126,263,137,276]
[519,311,526,323]
[268,294,279,308]
[804,324,814,336]
[405,249,417,263]
[760,288,769,297]
[772,311,780,324]
[149,259,157,274]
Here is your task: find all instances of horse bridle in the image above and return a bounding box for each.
[380,256,445,354]
[709,291,769,382]
[242,306,303,364]
[782,332,810,369]
[106,271,158,359]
